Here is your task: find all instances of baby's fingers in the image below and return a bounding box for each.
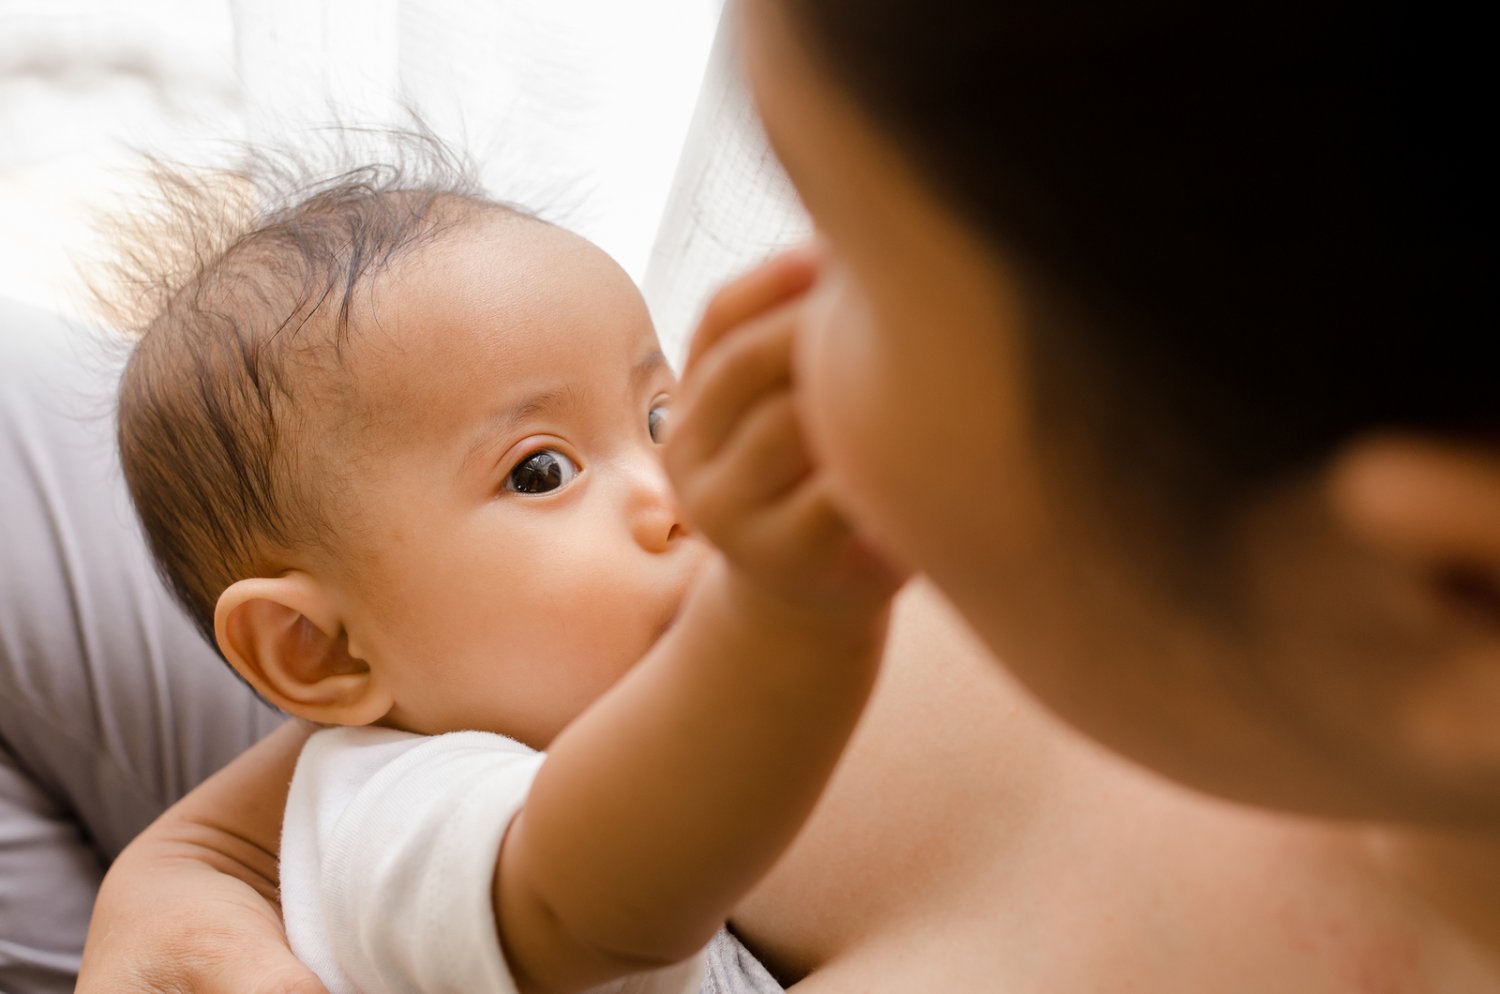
[668,305,795,480]
[684,245,821,374]
[676,392,810,540]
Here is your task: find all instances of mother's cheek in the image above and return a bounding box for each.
[791,280,923,571]
[792,262,1046,610]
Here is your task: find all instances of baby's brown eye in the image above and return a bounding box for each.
[647,404,669,444]
[505,449,579,494]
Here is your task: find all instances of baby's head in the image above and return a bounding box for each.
[117,159,698,747]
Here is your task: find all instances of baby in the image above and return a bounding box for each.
[112,159,897,994]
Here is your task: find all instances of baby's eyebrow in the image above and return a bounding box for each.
[459,350,668,474]
[460,385,583,472]
[632,349,668,385]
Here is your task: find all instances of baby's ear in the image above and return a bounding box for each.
[215,574,393,726]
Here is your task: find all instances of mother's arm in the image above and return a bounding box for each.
[76,720,326,994]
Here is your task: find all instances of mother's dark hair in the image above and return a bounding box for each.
[781,0,1485,555]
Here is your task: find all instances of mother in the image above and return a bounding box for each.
[740,0,1497,828]
[58,0,1500,991]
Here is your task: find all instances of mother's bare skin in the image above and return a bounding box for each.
[733,583,1498,993]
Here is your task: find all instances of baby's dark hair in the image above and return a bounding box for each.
[107,133,522,647]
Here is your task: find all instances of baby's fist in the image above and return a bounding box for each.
[666,251,905,618]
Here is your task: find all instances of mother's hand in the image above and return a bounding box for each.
[76,722,327,994]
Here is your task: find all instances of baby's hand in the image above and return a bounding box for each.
[666,247,906,622]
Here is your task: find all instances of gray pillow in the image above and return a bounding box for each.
[0,299,281,994]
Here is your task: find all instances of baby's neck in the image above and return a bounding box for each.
[1363,820,1500,971]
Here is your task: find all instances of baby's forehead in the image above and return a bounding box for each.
[341,212,661,437]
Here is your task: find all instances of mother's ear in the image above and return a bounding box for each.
[1330,434,1500,609]
[215,574,393,726]
[1328,434,1500,757]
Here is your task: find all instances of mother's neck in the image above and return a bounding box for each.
[1364,821,1500,969]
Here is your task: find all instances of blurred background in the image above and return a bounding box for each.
[0,0,809,359]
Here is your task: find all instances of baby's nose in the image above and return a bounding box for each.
[628,461,688,553]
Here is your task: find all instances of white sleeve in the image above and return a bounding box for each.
[283,727,542,994]
[281,726,705,994]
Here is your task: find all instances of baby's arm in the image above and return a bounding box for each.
[497,248,901,994]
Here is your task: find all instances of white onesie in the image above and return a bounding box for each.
[281,725,706,994]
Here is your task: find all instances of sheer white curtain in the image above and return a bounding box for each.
[642,15,811,361]
[0,0,807,359]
